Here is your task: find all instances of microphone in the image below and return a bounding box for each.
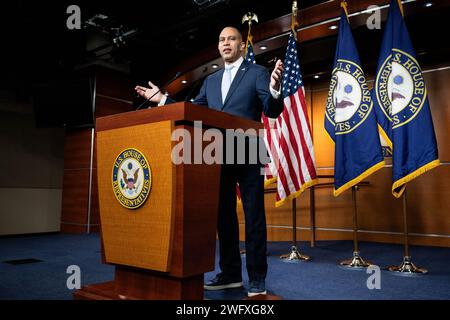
[135,71,182,111]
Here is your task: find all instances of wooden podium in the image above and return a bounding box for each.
[74,102,263,300]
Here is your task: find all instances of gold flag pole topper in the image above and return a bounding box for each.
[242,12,258,55]
[291,0,299,40]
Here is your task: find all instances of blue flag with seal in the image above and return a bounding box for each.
[373,0,439,198]
[325,2,385,197]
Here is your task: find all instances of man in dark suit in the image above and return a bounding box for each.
[135,26,284,297]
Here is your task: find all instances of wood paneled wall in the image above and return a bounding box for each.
[61,66,449,248]
[60,129,94,233]
[60,67,133,233]
[239,67,450,247]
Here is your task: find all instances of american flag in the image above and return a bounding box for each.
[245,42,256,64]
[275,31,317,207]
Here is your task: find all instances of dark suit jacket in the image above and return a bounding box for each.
[167,59,284,121]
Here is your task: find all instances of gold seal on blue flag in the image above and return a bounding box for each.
[373,0,439,198]
[325,4,384,197]
[326,59,373,135]
[375,49,427,130]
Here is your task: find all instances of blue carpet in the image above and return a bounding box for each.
[1,233,449,300]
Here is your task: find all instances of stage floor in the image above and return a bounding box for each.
[1,233,449,300]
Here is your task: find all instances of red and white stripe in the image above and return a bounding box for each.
[262,115,279,185]
[275,87,317,207]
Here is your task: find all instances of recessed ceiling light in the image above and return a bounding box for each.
[259,45,268,50]
[211,64,219,69]
[424,2,433,8]
[329,25,338,30]
[314,75,320,79]
[164,92,169,96]
[190,98,195,102]
[181,80,188,84]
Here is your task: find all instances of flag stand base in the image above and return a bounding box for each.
[339,187,373,270]
[386,191,427,277]
[387,256,427,276]
[339,251,372,269]
[280,246,310,262]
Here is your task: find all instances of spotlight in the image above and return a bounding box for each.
[181,80,188,84]
[259,45,268,50]
[211,64,219,69]
[329,25,338,30]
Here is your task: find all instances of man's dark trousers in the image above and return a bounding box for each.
[217,161,267,282]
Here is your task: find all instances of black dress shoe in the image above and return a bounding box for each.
[204,273,243,291]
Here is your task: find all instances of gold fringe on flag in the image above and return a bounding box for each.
[397,0,404,16]
[341,0,349,21]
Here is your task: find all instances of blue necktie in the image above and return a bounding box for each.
[221,65,234,103]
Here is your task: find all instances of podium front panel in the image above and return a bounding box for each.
[96,120,175,272]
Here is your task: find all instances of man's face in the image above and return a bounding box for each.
[218,27,245,64]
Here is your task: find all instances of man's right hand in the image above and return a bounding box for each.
[135,81,164,104]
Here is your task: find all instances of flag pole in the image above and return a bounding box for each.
[387,189,427,275]
[239,12,259,257]
[339,186,372,269]
[279,0,310,263]
[291,0,299,39]
[280,197,311,262]
[310,186,316,247]
[242,12,258,55]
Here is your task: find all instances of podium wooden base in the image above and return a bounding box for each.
[89,103,264,301]
[74,266,204,300]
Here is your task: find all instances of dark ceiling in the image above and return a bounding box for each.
[1,0,450,104]
[1,0,325,92]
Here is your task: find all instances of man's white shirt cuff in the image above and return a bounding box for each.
[157,95,167,107]
[270,86,281,99]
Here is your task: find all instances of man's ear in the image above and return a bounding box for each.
[240,42,245,51]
